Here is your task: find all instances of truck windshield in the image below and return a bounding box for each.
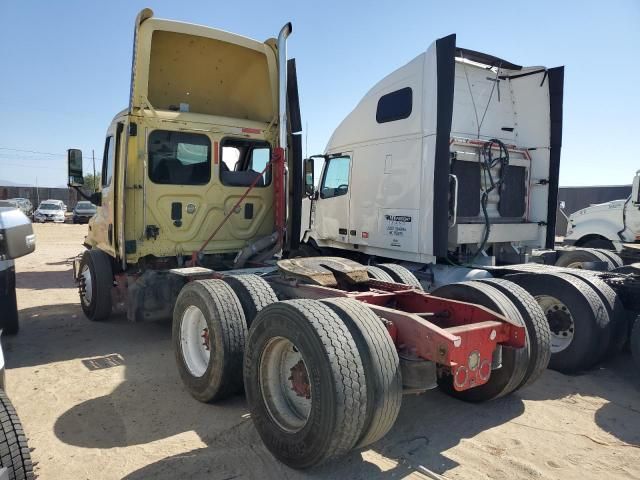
[148,130,211,185]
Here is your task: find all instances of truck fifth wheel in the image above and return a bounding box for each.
[67,10,548,468]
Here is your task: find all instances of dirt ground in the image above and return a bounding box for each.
[4,224,640,479]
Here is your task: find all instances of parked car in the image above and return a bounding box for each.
[0,200,18,209]
[72,201,97,224]
[9,198,33,218]
[0,205,35,334]
[33,200,66,223]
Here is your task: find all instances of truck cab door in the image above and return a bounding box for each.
[92,126,120,257]
[312,154,352,246]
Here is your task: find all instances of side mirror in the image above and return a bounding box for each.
[632,172,640,205]
[67,149,84,187]
[559,201,566,210]
[0,208,36,260]
[90,191,102,207]
[303,158,315,196]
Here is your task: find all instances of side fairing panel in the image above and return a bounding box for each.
[430,35,456,259]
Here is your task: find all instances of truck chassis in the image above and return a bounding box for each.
[161,256,547,468]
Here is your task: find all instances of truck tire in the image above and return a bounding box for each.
[0,390,34,480]
[321,298,402,448]
[244,299,367,469]
[365,266,395,283]
[581,237,614,251]
[507,273,611,373]
[631,316,640,369]
[173,280,247,403]
[591,248,624,268]
[78,249,113,321]
[0,266,19,335]
[476,278,551,389]
[563,272,627,357]
[222,274,277,327]
[555,248,614,270]
[431,282,529,402]
[377,264,423,290]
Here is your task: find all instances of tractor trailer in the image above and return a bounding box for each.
[300,38,640,375]
[65,9,634,469]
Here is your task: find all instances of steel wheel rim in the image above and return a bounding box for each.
[565,262,585,269]
[536,295,575,353]
[180,305,211,378]
[259,336,312,433]
[80,265,92,306]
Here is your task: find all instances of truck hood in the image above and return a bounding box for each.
[569,199,626,221]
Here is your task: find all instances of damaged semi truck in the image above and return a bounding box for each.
[300,36,640,374]
[68,10,555,468]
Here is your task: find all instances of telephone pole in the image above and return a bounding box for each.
[92,149,96,191]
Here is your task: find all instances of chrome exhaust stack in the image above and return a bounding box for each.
[277,23,292,151]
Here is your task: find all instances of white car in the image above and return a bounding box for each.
[34,201,66,223]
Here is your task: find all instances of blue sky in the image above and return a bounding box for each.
[0,0,638,187]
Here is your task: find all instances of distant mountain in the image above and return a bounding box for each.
[0,179,30,187]
[0,179,68,188]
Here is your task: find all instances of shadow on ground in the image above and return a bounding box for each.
[11,296,640,478]
[14,268,75,290]
[519,353,640,446]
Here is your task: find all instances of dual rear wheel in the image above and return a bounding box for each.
[506,272,622,373]
[173,277,402,468]
[173,272,548,467]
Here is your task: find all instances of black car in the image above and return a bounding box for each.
[72,201,97,224]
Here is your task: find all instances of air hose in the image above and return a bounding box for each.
[472,138,510,261]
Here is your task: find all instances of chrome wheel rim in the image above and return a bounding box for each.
[180,306,211,378]
[536,295,575,353]
[259,337,312,433]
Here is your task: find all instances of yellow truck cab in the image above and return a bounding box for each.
[68,9,302,321]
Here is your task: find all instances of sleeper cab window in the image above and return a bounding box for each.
[321,156,351,199]
[376,87,413,123]
[219,138,272,187]
[148,130,211,185]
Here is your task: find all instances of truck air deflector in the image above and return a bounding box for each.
[455,47,522,71]
[433,34,456,258]
[545,66,565,249]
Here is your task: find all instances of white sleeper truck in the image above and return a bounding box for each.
[301,35,640,374]
[563,170,640,263]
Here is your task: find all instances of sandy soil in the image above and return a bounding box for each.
[4,223,640,479]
